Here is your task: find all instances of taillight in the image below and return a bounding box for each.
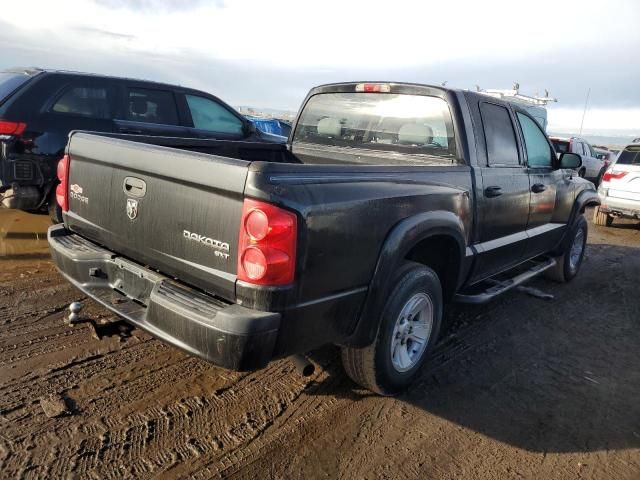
[0,120,27,136]
[602,170,628,182]
[237,198,297,285]
[55,154,70,212]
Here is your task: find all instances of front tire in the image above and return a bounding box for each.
[545,215,588,283]
[341,262,442,395]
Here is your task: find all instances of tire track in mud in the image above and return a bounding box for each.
[0,268,565,479]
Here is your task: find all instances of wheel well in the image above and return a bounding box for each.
[405,235,461,301]
[580,200,600,214]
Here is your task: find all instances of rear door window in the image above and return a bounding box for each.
[578,143,586,155]
[185,94,243,135]
[516,112,553,167]
[51,86,111,119]
[479,102,520,166]
[125,88,179,125]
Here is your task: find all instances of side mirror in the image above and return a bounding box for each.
[559,152,582,169]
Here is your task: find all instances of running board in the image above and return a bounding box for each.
[455,257,557,304]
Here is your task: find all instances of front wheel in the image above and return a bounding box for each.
[341,262,442,395]
[545,215,588,283]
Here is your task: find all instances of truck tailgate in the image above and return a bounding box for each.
[64,132,248,301]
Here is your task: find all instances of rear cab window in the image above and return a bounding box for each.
[124,88,179,125]
[292,91,458,165]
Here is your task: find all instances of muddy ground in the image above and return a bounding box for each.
[0,208,638,479]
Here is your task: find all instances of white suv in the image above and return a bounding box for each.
[550,136,606,184]
[593,143,640,226]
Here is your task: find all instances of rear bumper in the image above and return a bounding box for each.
[48,225,280,371]
[598,191,640,218]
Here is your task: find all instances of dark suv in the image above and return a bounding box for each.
[0,68,283,221]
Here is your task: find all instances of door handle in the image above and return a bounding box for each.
[484,186,503,198]
[531,183,546,193]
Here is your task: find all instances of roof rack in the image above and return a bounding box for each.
[475,83,557,106]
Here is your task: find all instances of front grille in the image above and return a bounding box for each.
[13,161,33,180]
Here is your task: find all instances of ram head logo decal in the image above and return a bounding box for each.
[126,198,138,220]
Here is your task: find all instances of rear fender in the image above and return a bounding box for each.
[346,211,467,347]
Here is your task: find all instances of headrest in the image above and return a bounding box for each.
[130,98,148,115]
[317,117,341,137]
[398,124,433,145]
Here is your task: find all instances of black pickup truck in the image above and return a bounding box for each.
[48,82,599,394]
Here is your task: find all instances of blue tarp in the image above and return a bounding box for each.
[246,116,291,138]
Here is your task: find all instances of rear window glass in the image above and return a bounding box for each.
[293,92,458,165]
[617,147,640,165]
[551,140,569,154]
[0,73,30,102]
[52,87,110,119]
[125,88,179,125]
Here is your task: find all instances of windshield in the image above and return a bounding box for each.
[616,146,640,165]
[293,92,458,165]
[0,73,30,103]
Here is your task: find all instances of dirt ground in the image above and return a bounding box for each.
[0,208,638,479]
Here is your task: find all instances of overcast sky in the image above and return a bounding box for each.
[1,0,639,136]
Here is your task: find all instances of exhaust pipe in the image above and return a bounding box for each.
[290,354,315,377]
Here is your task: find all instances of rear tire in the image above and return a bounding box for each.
[341,262,442,395]
[592,206,613,227]
[545,215,588,283]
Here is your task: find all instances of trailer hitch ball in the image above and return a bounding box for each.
[66,302,83,325]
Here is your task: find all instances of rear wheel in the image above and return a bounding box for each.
[593,206,613,227]
[341,262,442,395]
[545,215,588,283]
